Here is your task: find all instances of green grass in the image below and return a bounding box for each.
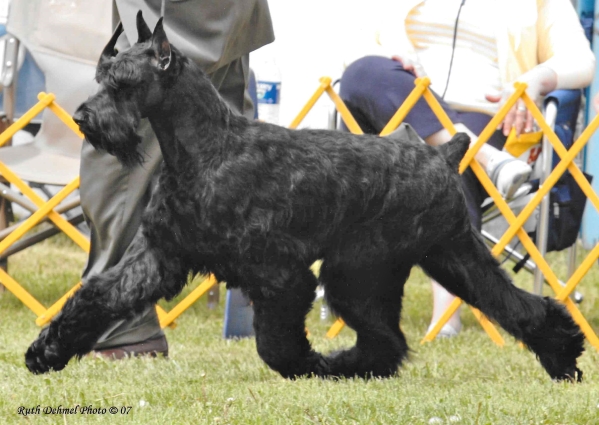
[1,235,599,424]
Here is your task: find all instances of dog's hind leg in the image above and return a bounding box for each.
[419,227,584,382]
[318,261,411,378]
[246,263,329,379]
[25,229,189,374]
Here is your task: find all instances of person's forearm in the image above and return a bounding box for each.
[516,65,557,101]
[541,53,595,90]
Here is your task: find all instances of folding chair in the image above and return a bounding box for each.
[0,26,45,278]
[425,15,599,345]
[0,0,97,319]
[0,29,89,318]
[481,89,588,302]
[480,11,595,312]
[290,75,599,349]
[421,81,599,348]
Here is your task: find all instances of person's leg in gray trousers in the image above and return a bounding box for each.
[81,47,255,353]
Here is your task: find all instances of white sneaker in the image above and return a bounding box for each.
[487,152,532,199]
[426,322,461,338]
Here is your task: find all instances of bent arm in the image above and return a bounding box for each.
[536,0,595,90]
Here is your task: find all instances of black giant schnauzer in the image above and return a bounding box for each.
[26,12,584,381]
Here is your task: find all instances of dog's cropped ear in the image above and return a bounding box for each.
[97,21,123,79]
[152,17,171,71]
[100,22,123,62]
[136,10,152,43]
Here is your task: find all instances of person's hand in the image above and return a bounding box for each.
[486,66,557,137]
[391,55,426,78]
[485,91,534,137]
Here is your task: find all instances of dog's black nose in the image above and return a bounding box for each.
[72,109,85,126]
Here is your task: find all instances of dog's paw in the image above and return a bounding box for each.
[552,366,583,383]
[25,328,70,374]
[306,352,331,378]
[537,348,584,384]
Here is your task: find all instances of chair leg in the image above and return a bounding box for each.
[0,114,12,291]
[207,281,219,309]
[0,194,10,292]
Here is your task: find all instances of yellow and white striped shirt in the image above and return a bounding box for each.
[406,0,502,115]
[369,0,594,111]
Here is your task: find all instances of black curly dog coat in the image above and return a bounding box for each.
[26,12,584,381]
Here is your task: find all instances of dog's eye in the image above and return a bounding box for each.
[159,56,170,70]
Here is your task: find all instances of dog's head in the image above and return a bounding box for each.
[73,11,176,166]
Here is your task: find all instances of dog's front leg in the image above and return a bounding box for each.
[25,229,189,374]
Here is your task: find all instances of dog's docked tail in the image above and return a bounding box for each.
[438,132,470,172]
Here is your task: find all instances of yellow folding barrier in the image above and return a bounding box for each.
[427,83,599,349]
[290,77,599,349]
[0,92,90,322]
[11,79,597,349]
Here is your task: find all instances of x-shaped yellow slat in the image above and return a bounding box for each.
[290,77,599,349]
[0,92,90,320]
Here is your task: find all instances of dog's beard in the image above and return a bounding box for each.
[78,106,144,167]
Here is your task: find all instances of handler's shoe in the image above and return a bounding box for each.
[93,335,168,359]
[487,152,532,199]
[427,323,461,338]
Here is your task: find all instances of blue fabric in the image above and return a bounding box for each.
[0,24,45,119]
[223,288,255,339]
[543,89,582,168]
[540,89,588,252]
[339,56,505,147]
[249,68,258,120]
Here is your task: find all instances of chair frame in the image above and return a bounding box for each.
[480,98,584,303]
[290,75,599,350]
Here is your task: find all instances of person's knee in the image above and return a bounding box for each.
[341,56,410,97]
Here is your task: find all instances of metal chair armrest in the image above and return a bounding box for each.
[0,34,20,123]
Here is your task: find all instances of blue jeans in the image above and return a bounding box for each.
[339,56,507,229]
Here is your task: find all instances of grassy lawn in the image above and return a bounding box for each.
[1,235,599,424]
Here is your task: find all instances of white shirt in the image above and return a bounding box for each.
[406,0,502,115]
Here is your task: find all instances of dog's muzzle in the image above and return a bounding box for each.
[73,103,144,167]
[72,109,87,130]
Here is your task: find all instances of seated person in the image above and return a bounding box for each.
[339,0,595,336]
